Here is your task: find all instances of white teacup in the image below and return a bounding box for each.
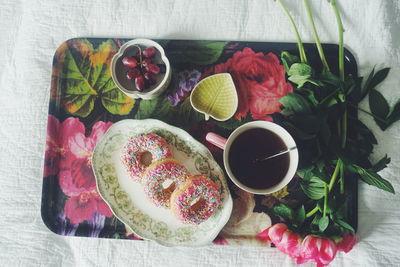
[206,121,298,195]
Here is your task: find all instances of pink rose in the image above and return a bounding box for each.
[205,48,293,121]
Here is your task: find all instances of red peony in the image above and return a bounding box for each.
[205,47,293,121]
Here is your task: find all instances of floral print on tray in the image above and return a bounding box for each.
[42,38,341,243]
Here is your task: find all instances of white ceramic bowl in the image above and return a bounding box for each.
[110,39,171,100]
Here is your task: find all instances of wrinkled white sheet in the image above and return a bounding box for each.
[1,0,400,266]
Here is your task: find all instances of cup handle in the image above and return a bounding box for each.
[206,132,227,150]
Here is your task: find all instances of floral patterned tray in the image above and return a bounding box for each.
[41,38,358,246]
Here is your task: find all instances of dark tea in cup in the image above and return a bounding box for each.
[228,128,290,190]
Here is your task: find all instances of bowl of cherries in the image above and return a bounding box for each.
[110,39,171,99]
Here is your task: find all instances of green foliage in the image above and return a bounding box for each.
[165,41,228,66]
[319,216,329,232]
[347,164,395,193]
[59,39,134,117]
[281,51,301,72]
[270,204,294,221]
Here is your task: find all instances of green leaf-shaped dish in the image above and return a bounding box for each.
[190,73,238,121]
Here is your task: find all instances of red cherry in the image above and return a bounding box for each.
[143,46,156,58]
[126,68,141,80]
[135,75,146,91]
[146,64,160,75]
[122,57,138,68]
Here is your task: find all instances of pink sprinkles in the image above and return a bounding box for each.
[171,175,220,225]
[143,158,189,207]
[121,133,172,182]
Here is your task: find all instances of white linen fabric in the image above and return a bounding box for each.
[0,0,399,266]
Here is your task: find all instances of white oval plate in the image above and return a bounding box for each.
[92,119,233,247]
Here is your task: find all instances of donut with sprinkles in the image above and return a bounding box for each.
[121,133,172,182]
[170,175,221,225]
[142,158,189,208]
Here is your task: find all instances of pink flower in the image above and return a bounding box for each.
[44,115,62,177]
[298,235,337,267]
[64,190,113,224]
[336,233,356,253]
[44,115,114,224]
[59,119,113,196]
[258,223,302,259]
[204,48,293,121]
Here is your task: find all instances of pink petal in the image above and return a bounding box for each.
[257,228,271,242]
[337,233,356,253]
[68,133,91,158]
[89,121,113,144]
[267,223,288,244]
[95,195,113,218]
[60,117,85,148]
[64,194,97,224]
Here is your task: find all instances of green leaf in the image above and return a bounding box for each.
[60,39,134,117]
[134,98,159,119]
[371,155,391,172]
[281,51,301,72]
[175,98,204,128]
[281,121,316,140]
[319,216,329,232]
[165,41,228,65]
[360,67,375,100]
[296,87,319,106]
[347,164,395,193]
[100,80,135,115]
[336,219,355,232]
[270,204,294,220]
[297,167,314,181]
[216,114,252,130]
[369,89,390,130]
[301,180,325,200]
[321,120,331,145]
[288,63,314,87]
[151,97,178,123]
[294,205,306,225]
[319,71,341,87]
[387,100,400,126]
[288,63,313,77]
[311,214,321,231]
[362,67,390,99]
[290,114,321,134]
[279,93,312,115]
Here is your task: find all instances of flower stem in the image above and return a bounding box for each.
[328,160,341,191]
[323,183,328,217]
[307,160,342,218]
[303,0,330,72]
[350,103,388,123]
[341,109,347,148]
[306,206,319,218]
[277,0,308,63]
[339,159,344,194]
[330,0,345,81]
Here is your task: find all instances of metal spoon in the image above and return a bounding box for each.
[253,146,297,163]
